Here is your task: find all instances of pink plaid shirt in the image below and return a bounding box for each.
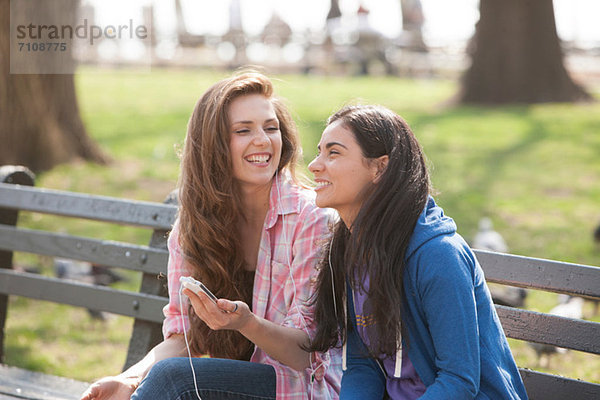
[162,176,342,399]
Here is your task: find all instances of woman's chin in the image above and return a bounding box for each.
[314,195,325,207]
[314,197,333,210]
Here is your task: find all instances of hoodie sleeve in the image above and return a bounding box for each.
[415,237,480,399]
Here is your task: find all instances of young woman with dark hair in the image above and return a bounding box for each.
[307,105,527,399]
[80,72,341,400]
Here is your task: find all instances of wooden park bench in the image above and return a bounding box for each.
[0,165,176,399]
[474,249,600,399]
[0,164,599,399]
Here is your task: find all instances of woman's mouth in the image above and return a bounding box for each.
[245,153,271,166]
[314,180,331,190]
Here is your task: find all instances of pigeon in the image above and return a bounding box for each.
[54,258,126,320]
[528,296,584,368]
[473,217,508,253]
[472,218,527,307]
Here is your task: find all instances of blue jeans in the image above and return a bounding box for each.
[132,357,276,400]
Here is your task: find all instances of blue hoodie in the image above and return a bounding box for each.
[341,197,528,399]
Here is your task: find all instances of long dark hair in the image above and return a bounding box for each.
[310,105,430,357]
[178,71,301,359]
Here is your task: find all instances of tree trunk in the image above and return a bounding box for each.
[400,0,427,52]
[327,0,342,20]
[459,0,592,104]
[0,0,108,173]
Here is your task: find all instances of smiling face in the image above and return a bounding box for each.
[308,120,380,227]
[228,94,282,192]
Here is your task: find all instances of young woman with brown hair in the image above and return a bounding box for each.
[80,72,341,400]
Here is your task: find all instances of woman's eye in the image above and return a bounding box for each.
[329,150,339,155]
[266,126,280,132]
[235,129,250,134]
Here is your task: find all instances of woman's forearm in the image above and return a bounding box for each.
[239,314,311,371]
[119,334,188,383]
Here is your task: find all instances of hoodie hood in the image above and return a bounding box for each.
[406,196,457,260]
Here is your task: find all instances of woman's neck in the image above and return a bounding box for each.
[339,210,357,232]
[239,180,272,226]
[238,180,272,271]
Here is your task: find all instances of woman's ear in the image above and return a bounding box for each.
[372,155,389,183]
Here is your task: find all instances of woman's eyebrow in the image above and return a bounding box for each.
[324,142,348,150]
[317,142,347,151]
[231,118,278,125]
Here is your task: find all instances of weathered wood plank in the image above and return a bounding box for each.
[0,167,35,363]
[0,225,168,275]
[0,183,177,230]
[496,305,600,354]
[0,270,167,323]
[0,364,88,400]
[475,249,600,299]
[124,225,172,370]
[520,368,600,400]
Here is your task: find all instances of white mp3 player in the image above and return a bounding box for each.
[180,276,218,304]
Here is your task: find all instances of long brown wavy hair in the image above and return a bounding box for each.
[309,105,430,357]
[177,71,301,359]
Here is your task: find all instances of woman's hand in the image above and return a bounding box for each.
[79,375,139,400]
[183,288,253,332]
[183,288,311,371]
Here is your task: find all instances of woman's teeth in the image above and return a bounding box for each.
[245,155,270,163]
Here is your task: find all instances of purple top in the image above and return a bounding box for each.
[351,284,427,399]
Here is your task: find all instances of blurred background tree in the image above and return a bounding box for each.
[400,0,427,52]
[459,0,592,104]
[0,0,107,173]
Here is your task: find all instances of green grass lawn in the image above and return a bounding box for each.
[5,67,600,384]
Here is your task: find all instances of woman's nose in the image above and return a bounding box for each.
[308,156,321,173]
[252,129,270,146]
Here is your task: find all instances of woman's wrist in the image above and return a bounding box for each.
[118,374,142,391]
[237,311,260,337]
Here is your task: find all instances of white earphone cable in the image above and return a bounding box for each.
[179,286,203,400]
[328,234,337,321]
[276,171,333,400]
[275,171,309,334]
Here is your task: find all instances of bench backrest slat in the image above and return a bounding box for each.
[0,269,167,323]
[475,249,600,299]
[496,305,600,354]
[0,183,177,230]
[0,225,168,275]
[519,369,600,399]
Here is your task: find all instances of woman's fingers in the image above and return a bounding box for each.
[184,289,249,330]
[184,288,212,317]
[216,299,252,330]
[217,299,243,314]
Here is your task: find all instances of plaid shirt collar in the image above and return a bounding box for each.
[264,171,302,229]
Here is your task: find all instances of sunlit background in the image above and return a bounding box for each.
[83,0,599,71]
